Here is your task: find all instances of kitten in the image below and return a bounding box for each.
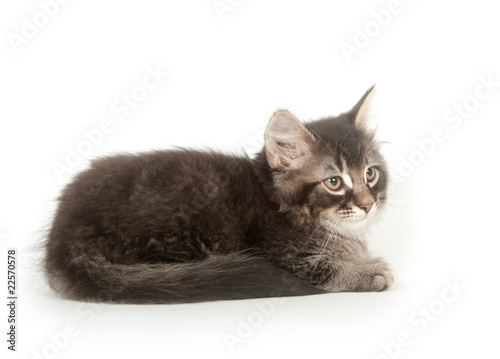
[44,86,393,304]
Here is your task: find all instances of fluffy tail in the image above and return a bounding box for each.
[45,251,325,304]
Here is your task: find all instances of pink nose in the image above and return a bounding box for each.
[358,202,373,213]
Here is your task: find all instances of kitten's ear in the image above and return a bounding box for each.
[265,110,315,169]
[350,85,376,129]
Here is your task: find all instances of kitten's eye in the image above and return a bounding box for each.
[366,167,377,182]
[324,177,342,191]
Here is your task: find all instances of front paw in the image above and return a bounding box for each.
[365,260,393,291]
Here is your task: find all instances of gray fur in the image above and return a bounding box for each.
[44,86,392,304]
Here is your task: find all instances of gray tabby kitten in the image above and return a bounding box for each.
[44,86,393,304]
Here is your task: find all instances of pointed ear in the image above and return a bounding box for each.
[350,85,376,129]
[265,110,315,169]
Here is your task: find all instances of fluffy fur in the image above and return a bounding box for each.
[44,86,392,304]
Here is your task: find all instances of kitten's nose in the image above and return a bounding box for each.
[358,202,373,213]
[354,192,374,213]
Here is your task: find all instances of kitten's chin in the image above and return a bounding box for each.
[338,217,370,235]
[342,216,367,223]
[320,212,376,237]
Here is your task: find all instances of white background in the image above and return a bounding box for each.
[1,0,499,358]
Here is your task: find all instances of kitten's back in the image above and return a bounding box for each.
[44,149,324,303]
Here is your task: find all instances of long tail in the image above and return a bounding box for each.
[45,250,325,304]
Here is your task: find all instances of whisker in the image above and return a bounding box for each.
[300,224,323,252]
[309,218,341,274]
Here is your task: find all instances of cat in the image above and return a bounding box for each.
[44,86,393,304]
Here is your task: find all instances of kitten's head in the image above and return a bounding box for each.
[264,87,387,236]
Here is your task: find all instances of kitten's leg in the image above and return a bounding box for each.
[286,255,393,292]
[326,257,393,292]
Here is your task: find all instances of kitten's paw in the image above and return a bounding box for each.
[366,261,393,292]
